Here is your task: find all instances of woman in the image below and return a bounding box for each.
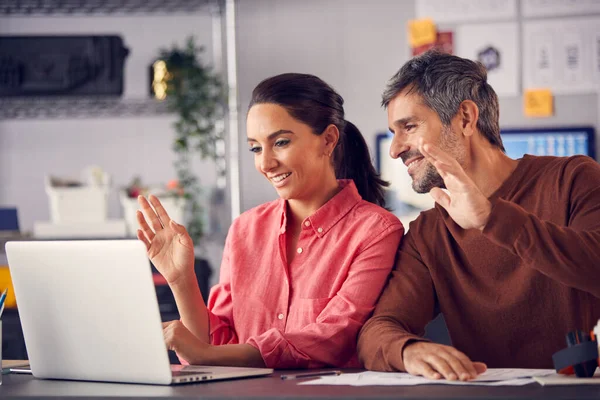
[136,73,403,369]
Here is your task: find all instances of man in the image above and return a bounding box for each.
[357,50,600,381]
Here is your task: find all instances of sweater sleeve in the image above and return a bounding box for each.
[246,223,403,369]
[357,229,435,372]
[483,156,600,298]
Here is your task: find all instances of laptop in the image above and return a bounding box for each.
[5,240,273,385]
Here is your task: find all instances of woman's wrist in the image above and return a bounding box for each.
[168,269,198,292]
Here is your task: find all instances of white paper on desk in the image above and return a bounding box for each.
[299,369,555,387]
[534,371,600,386]
[471,368,555,381]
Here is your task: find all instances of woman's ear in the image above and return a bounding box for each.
[322,124,340,156]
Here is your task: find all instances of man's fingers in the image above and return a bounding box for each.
[422,142,459,167]
[426,356,459,381]
[419,144,453,182]
[447,349,480,379]
[474,362,487,375]
[403,342,486,382]
[418,142,443,174]
[441,353,474,381]
[412,361,441,380]
[430,187,451,209]
[421,142,468,179]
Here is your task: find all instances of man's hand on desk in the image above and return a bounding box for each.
[402,341,487,381]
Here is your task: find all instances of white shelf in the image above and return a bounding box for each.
[0,0,219,16]
[0,97,171,120]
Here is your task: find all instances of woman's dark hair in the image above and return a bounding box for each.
[248,73,388,207]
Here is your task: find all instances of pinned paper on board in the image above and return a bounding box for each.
[408,18,437,48]
[455,22,519,97]
[416,0,517,23]
[524,89,554,117]
[523,18,600,94]
[412,31,454,56]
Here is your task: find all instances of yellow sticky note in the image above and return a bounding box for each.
[524,89,554,117]
[408,18,437,48]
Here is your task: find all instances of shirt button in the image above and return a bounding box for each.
[278,313,284,320]
[317,227,323,233]
[304,221,311,227]
[297,247,303,254]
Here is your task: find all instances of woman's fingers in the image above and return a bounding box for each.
[136,210,155,241]
[137,195,164,232]
[136,229,151,249]
[148,195,172,228]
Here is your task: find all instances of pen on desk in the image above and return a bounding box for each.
[0,288,7,318]
[280,370,342,380]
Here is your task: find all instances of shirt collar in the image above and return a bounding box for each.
[277,179,362,237]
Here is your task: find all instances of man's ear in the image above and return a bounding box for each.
[457,100,479,137]
[322,124,340,155]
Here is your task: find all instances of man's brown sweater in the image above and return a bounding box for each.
[358,155,600,370]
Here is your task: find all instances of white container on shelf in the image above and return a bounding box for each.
[45,167,110,224]
[120,191,186,237]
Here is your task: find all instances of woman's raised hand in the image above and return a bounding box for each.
[136,195,195,285]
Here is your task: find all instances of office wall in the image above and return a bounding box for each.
[234,0,599,212]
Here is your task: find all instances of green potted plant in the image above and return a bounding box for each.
[152,36,226,245]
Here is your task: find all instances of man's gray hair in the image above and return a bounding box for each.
[382,50,504,151]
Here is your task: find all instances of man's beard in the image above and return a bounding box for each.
[412,161,445,193]
[400,126,463,194]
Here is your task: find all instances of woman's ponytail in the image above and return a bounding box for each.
[334,120,388,207]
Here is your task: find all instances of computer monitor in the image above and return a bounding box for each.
[500,127,595,160]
